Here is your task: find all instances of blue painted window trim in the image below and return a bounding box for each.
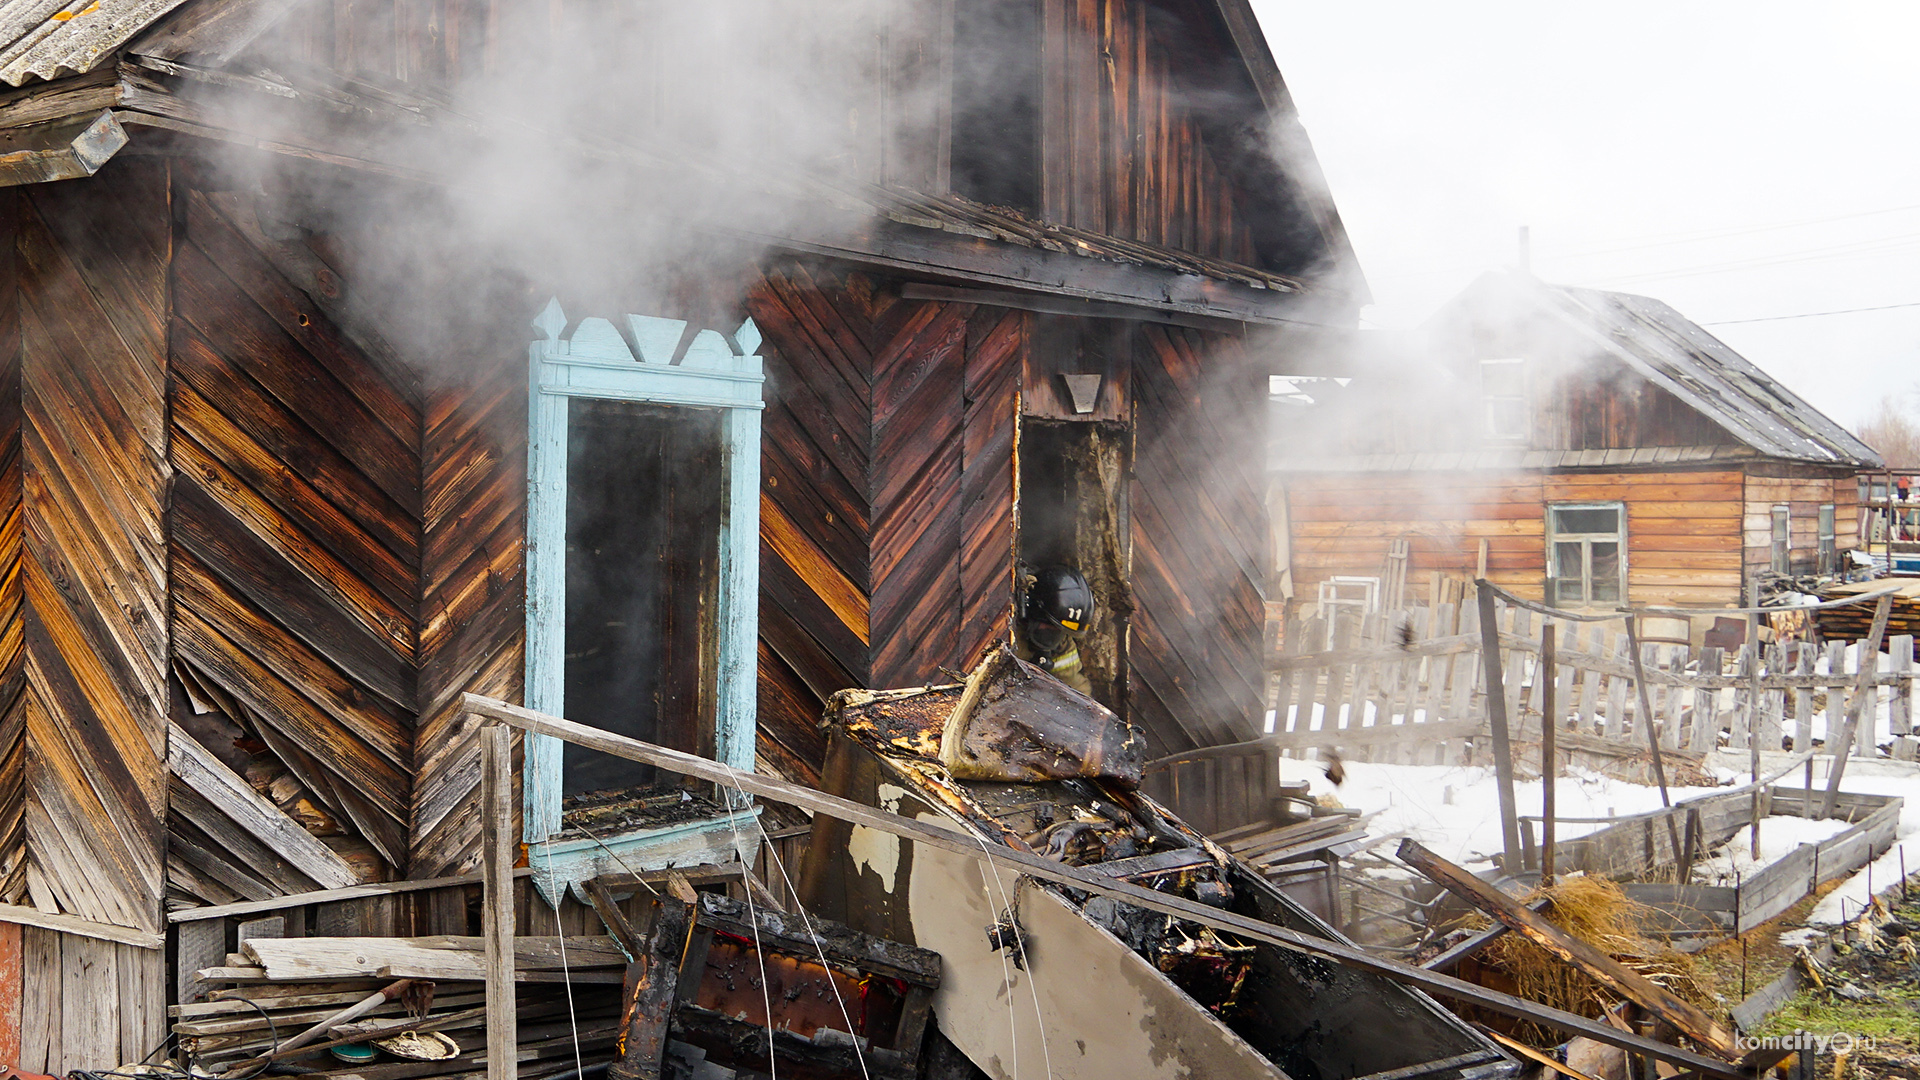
[524,299,765,843]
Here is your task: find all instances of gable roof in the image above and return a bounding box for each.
[1450,271,1882,469]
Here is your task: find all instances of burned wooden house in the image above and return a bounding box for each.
[0,0,1367,1068]
[1275,270,1880,619]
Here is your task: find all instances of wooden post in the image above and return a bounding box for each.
[1747,581,1763,862]
[1624,613,1684,865]
[1476,581,1524,871]
[1820,593,1896,819]
[1541,622,1557,887]
[480,720,517,1080]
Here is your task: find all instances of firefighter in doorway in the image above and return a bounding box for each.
[1020,564,1095,695]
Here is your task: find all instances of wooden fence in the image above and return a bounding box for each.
[1263,598,1916,766]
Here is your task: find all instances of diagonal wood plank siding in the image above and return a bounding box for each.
[747,265,1023,778]
[13,163,170,933]
[411,293,528,878]
[169,190,420,877]
[1130,324,1268,756]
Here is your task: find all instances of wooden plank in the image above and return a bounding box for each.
[0,899,163,949]
[168,722,359,890]
[1894,635,1914,737]
[1397,839,1736,1060]
[17,927,53,1073]
[463,694,1745,1080]
[1822,594,1895,817]
[242,936,625,980]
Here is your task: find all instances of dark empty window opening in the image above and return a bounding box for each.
[1017,420,1129,714]
[562,398,723,801]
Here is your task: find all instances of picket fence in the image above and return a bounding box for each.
[1263,598,1917,766]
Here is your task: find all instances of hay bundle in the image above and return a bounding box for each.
[1480,875,1709,1045]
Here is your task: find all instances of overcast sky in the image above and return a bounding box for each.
[1253,1,1920,431]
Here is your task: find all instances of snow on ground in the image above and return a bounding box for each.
[1272,754,1728,873]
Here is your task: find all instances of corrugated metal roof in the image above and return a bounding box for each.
[1542,282,1882,468]
[0,0,187,87]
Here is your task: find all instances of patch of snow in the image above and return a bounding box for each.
[1692,818,1854,887]
[1776,926,1825,949]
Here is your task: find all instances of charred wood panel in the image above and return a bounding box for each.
[169,190,419,879]
[1129,324,1266,755]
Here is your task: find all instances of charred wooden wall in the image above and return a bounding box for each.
[1129,325,1268,755]
[1283,467,1753,609]
[746,264,1023,784]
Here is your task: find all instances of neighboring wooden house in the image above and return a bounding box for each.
[0,0,1361,1065]
[1276,271,1879,617]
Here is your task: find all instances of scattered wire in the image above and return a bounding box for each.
[210,997,279,1080]
[720,792,779,1080]
[540,838,587,1080]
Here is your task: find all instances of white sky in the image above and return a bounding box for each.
[1252,1,1920,430]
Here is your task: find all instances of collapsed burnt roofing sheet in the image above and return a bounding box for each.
[0,0,185,86]
[1546,282,1883,468]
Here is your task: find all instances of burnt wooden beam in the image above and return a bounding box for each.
[1395,838,1737,1062]
[462,693,1745,1080]
[608,897,690,1080]
[900,281,1244,334]
[757,217,1348,330]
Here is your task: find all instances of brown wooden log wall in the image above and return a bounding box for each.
[1742,469,1857,580]
[1284,467,1759,610]
[1129,324,1268,755]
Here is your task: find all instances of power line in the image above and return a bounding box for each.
[1703,300,1920,326]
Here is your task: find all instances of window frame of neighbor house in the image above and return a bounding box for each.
[1479,357,1528,443]
[1818,503,1836,575]
[1546,501,1626,607]
[524,299,764,846]
[1770,504,1790,574]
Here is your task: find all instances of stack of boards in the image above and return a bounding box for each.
[174,934,628,1080]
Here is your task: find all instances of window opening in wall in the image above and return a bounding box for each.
[1818,503,1836,575]
[1770,505,1790,574]
[1480,358,1527,442]
[1547,502,1625,606]
[563,399,722,794]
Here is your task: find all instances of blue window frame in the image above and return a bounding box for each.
[524,299,764,844]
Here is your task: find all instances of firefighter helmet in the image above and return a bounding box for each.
[1025,565,1093,634]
